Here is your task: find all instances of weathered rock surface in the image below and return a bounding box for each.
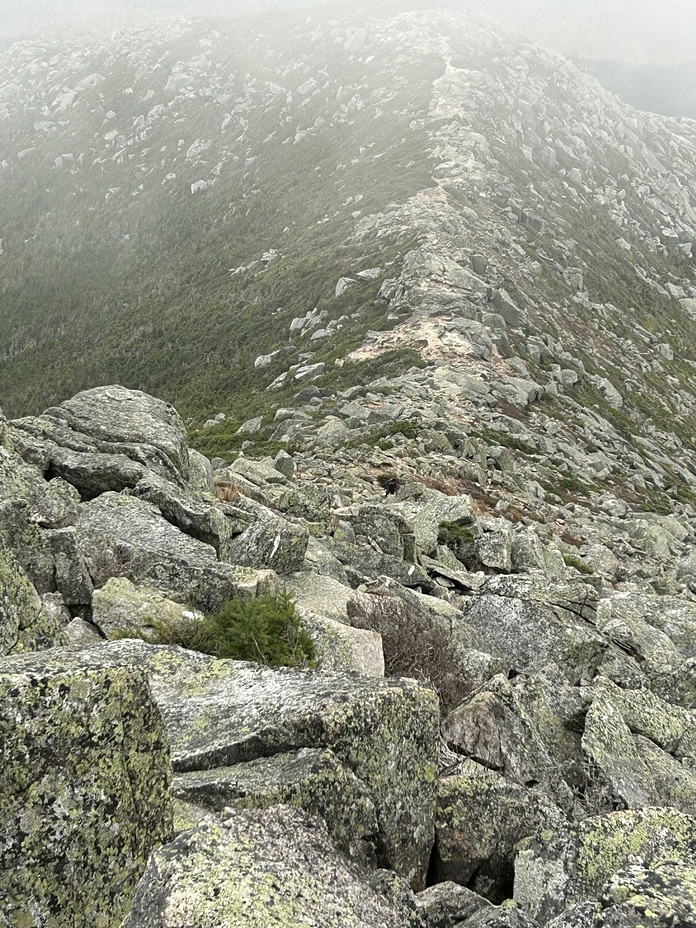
[434,773,564,901]
[91,576,205,639]
[123,806,417,928]
[172,747,379,866]
[11,385,190,493]
[8,639,439,888]
[0,660,173,927]
[75,492,270,612]
[514,808,696,921]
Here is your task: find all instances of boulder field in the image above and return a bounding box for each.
[3,385,696,927]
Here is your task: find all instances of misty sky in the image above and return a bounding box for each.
[1,0,695,70]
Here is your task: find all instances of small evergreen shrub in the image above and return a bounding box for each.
[437,520,476,547]
[112,589,316,668]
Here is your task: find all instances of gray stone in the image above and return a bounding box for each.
[490,288,526,327]
[8,640,439,887]
[459,576,604,683]
[75,492,270,612]
[514,808,696,922]
[237,415,263,435]
[172,748,379,866]
[45,526,94,608]
[123,806,418,927]
[0,659,173,926]
[11,385,190,494]
[91,577,205,639]
[302,612,385,676]
[434,773,563,901]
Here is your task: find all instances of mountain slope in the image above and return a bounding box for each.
[2,8,696,526]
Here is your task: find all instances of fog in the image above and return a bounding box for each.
[2,0,695,64]
[0,0,695,115]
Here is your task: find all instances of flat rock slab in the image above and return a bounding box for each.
[5,640,439,887]
[123,806,416,928]
[461,576,604,684]
[172,747,378,866]
[0,661,173,927]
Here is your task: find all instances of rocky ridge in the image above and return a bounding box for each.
[4,382,696,924]
[4,6,696,927]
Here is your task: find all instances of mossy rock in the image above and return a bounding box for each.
[4,640,439,888]
[0,535,42,655]
[123,806,418,928]
[172,748,379,867]
[434,773,563,903]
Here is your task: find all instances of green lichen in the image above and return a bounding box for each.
[0,665,174,927]
[173,748,378,865]
[573,808,696,898]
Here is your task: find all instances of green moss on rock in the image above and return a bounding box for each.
[514,808,696,922]
[172,748,378,867]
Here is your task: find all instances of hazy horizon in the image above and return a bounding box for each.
[1,0,695,118]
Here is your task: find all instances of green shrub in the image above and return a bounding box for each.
[437,520,476,547]
[113,589,316,668]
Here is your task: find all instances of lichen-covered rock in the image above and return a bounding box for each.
[122,806,419,928]
[393,487,474,555]
[45,526,94,609]
[465,907,541,928]
[75,492,272,611]
[460,576,604,684]
[441,670,587,809]
[0,536,44,654]
[514,808,696,922]
[11,640,439,887]
[415,882,493,927]
[0,496,55,593]
[302,612,385,676]
[434,772,564,901]
[11,592,70,654]
[476,517,513,572]
[286,571,360,624]
[0,662,173,927]
[595,594,687,679]
[187,448,214,495]
[225,508,309,573]
[598,862,696,927]
[546,902,598,928]
[336,503,417,562]
[172,748,379,866]
[131,471,234,556]
[582,677,696,812]
[548,863,696,927]
[91,576,205,639]
[324,532,432,589]
[216,457,333,526]
[11,385,191,492]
